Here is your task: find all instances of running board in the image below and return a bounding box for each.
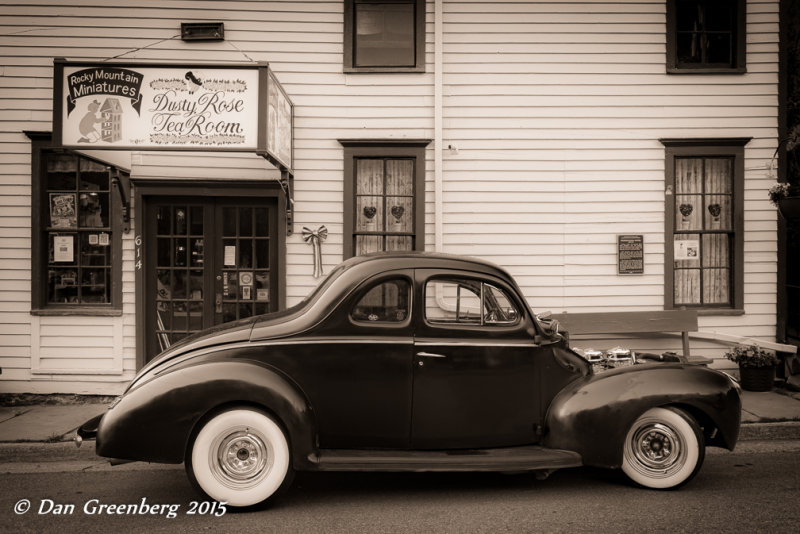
[309,446,582,472]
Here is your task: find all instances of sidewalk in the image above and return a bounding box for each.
[1,388,800,444]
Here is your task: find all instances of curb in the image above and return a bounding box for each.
[739,421,800,441]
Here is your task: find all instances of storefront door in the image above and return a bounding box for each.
[144,197,278,361]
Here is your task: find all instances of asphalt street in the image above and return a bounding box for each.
[1,440,798,533]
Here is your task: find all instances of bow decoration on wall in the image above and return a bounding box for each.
[302,225,328,279]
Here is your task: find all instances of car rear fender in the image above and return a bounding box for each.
[542,365,741,468]
[96,359,317,468]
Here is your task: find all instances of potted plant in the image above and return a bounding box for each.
[725,344,780,392]
[769,182,800,222]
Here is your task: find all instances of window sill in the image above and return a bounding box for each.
[667,67,746,75]
[344,66,425,74]
[696,308,745,317]
[31,307,123,317]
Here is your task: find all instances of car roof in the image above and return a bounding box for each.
[339,251,512,279]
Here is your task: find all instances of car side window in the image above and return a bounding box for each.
[351,278,411,323]
[425,278,519,326]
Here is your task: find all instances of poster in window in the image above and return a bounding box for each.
[53,235,74,262]
[50,193,77,229]
[674,239,699,261]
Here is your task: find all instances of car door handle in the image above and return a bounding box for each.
[416,352,447,358]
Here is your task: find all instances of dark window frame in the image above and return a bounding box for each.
[661,138,749,314]
[27,132,123,316]
[666,0,746,74]
[343,0,426,73]
[340,139,429,259]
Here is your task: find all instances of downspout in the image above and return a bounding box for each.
[434,0,443,252]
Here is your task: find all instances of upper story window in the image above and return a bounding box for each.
[341,140,428,258]
[344,0,426,73]
[425,279,520,326]
[662,139,748,313]
[667,0,746,73]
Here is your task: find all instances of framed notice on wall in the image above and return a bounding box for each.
[618,234,644,275]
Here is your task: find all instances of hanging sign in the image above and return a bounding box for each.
[53,60,293,172]
[617,234,644,275]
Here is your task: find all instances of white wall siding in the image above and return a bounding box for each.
[439,0,778,365]
[0,1,782,392]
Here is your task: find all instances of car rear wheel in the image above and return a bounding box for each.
[187,408,292,507]
[621,407,704,489]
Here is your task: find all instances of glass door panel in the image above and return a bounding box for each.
[217,204,272,324]
[153,204,206,352]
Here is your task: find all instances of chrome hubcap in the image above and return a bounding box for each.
[211,428,273,488]
[629,422,685,475]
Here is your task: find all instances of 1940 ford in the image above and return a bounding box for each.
[79,252,741,507]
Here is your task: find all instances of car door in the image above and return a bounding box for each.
[411,269,544,449]
[301,270,415,449]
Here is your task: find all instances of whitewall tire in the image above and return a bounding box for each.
[188,408,292,507]
[621,407,704,489]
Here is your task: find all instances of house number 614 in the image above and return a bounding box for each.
[134,235,143,270]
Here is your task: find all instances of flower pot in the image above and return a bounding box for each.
[739,365,776,392]
[777,197,800,222]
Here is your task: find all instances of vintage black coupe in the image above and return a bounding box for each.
[80,252,741,507]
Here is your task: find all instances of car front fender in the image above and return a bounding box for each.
[542,364,741,468]
[96,359,316,468]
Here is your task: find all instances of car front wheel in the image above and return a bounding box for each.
[621,407,704,489]
[187,408,292,507]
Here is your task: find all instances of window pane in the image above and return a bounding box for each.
[351,278,410,322]
[705,158,732,193]
[173,207,187,235]
[189,206,204,235]
[357,195,384,232]
[676,158,703,193]
[386,159,413,195]
[675,268,701,305]
[676,195,702,231]
[78,192,108,228]
[704,3,733,31]
[386,196,413,233]
[255,208,269,237]
[47,154,77,190]
[239,208,253,237]
[222,207,236,236]
[386,235,412,251]
[357,159,384,195]
[354,2,415,67]
[705,195,731,230]
[676,32,702,64]
[706,33,732,64]
[156,206,171,235]
[484,284,520,325]
[703,268,730,305]
[79,159,108,191]
[356,235,382,255]
[426,279,482,324]
[702,234,729,267]
[676,0,703,32]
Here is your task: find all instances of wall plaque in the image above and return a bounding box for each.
[618,234,644,275]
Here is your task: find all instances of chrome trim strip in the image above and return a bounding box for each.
[415,341,538,348]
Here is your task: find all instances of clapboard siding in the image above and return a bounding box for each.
[439,0,778,365]
[0,1,781,392]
